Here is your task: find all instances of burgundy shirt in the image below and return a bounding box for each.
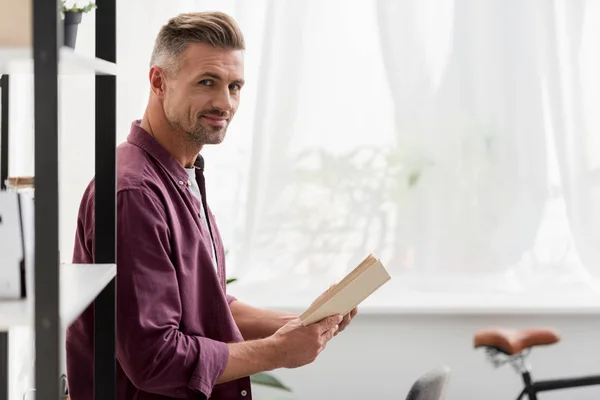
[66,121,252,400]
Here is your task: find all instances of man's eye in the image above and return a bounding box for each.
[229,83,241,91]
[199,80,213,86]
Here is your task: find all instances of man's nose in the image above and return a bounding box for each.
[212,87,233,112]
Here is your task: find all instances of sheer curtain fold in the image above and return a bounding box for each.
[7,0,598,296]
[546,0,600,279]
[199,0,600,291]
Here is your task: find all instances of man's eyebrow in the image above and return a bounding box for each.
[198,72,244,85]
[199,72,222,80]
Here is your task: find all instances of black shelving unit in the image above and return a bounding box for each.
[92,0,117,398]
[0,0,117,399]
[0,73,9,400]
[0,74,8,192]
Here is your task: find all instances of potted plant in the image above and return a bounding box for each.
[60,1,97,49]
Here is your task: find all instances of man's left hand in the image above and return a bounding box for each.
[335,306,358,335]
[309,285,358,335]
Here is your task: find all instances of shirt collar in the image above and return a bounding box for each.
[126,120,205,183]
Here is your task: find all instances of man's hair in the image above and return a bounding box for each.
[150,11,245,75]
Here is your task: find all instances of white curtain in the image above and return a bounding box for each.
[371,0,600,292]
[8,0,600,293]
[147,0,600,294]
[177,0,598,294]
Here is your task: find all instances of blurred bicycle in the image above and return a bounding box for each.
[474,327,600,399]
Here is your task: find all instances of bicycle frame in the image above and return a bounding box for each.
[516,371,600,400]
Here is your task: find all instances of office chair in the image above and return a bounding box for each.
[405,366,451,400]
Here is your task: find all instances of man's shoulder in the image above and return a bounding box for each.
[74,140,171,239]
[116,141,158,192]
[81,142,167,204]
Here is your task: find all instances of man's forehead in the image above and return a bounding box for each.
[180,43,244,74]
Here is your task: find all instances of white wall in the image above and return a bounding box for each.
[250,314,600,400]
[228,280,600,400]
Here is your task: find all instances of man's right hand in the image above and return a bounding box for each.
[270,314,342,369]
[216,313,342,384]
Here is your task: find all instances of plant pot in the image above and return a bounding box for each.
[63,11,82,48]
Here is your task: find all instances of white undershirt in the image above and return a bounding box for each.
[185,168,217,271]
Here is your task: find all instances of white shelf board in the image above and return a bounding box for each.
[0,263,116,330]
[0,299,28,329]
[61,263,116,326]
[0,46,116,75]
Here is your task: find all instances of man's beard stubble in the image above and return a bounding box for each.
[188,115,227,145]
[166,108,228,146]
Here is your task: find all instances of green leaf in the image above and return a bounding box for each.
[226,277,237,285]
[408,170,421,187]
[250,372,292,392]
[61,1,97,13]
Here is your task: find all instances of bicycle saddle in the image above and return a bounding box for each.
[473,328,560,355]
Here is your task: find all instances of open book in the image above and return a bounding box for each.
[299,254,391,326]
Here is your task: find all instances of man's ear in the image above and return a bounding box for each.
[149,66,167,98]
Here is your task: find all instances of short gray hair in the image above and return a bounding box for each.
[150,11,245,75]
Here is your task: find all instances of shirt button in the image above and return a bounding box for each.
[241,389,247,396]
[178,180,184,185]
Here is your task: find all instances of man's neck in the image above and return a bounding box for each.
[140,109,203,169]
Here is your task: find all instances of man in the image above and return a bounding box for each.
[66,11,357,400]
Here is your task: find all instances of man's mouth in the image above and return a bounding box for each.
[201,115,228,127]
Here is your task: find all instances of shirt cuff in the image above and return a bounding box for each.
[189,337,230,398]
[226,294,237,305]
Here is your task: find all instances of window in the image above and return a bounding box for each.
[202,0,600,299]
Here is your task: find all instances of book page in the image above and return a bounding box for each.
[300,258,390,326]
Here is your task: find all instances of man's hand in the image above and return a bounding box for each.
[270,314,342,369]
[217,298,354,383]
[310,284,358,336]
[336,306,358,335]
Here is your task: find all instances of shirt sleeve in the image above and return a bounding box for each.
[226,294,237,304]
[115,188,229,399]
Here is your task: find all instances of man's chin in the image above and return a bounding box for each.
[188,125,227,145]
[204,130,227,145]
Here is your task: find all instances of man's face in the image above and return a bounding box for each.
[161,43,244,145]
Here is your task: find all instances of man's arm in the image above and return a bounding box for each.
[110,189,341,398]
[216,314,342,384]
[114,188,230,398]
[229,300,297,340]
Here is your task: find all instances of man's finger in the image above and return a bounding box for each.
[341,313,351,327]
[317,315,342,334]
[338,315,351,333]
[319,326,338,352]
[318,340,330,355]
[337,309,358,335]
[326,325,338,340]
